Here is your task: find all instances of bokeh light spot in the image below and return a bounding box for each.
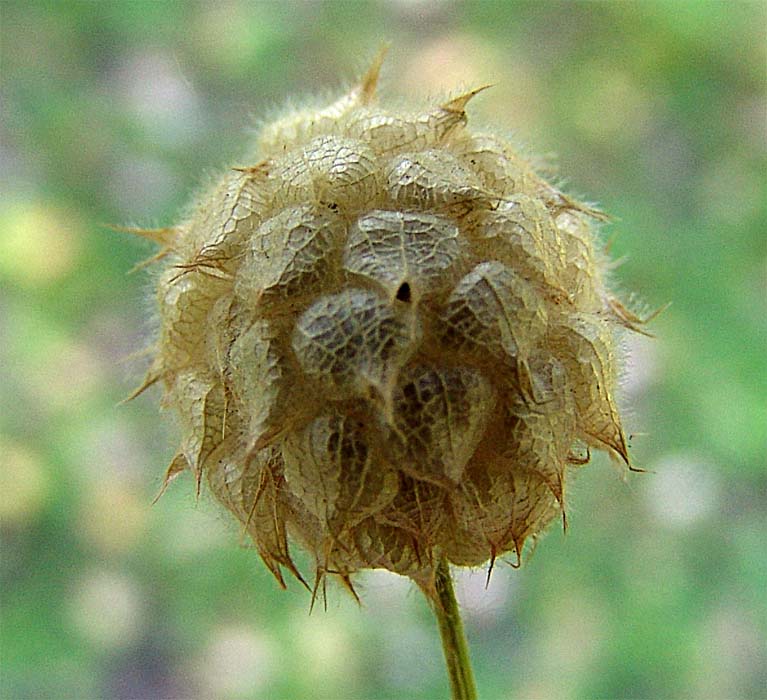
[0,438,50,526]
[0,200,84,287]
[69,569,143,651]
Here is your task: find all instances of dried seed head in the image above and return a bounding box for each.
[135,53,640,596]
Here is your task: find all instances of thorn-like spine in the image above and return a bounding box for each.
[108,223,178,246]
[441,84,494,114]
[358,43,390,103]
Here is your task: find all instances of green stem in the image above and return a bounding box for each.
[431,556,478,700]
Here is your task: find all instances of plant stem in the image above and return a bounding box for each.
[431,556,478,700]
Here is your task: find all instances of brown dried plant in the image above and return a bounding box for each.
[127,50,642,699]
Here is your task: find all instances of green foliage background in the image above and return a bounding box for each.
[1,2,765,699]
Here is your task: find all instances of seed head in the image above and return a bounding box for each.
[134,53,640,597]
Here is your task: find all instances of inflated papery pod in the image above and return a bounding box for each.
[128,50,646,700]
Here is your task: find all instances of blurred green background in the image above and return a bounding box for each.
[1,1,765,699]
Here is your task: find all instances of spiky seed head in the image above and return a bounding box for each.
[135,53,638,597]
